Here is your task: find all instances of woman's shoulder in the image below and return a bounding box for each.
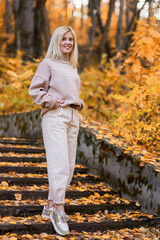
[41,57,52,65]
[42,58,60,66]
[38,58,56,69]
[41,58,76,70]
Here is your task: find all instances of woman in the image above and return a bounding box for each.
[29,26,83,236]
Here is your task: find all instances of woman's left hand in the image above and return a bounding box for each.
[76,104,83,111]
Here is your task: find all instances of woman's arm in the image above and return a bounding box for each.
[29,60,56,109]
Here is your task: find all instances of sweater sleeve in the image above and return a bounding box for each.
[29,59,57,109]
[80,99,84,110]
[76,67,84,110]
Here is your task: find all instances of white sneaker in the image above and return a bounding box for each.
[50,209,69,236]
[42,206,53,218]
[42,206,71,221]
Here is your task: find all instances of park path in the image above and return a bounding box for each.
[0,138,159,239]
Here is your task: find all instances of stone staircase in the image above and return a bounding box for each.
[0,138,160,238]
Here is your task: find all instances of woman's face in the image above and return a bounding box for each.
[60,31,74,57]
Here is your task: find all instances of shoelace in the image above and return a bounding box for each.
[56,212,66,223]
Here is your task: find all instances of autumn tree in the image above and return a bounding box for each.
[80,0,160,70]
[80,17,160,151]
[13,0,51,59]
[80,0,102,71]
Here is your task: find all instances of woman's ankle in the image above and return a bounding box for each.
[55,204,64,213]
[46,200,54,209]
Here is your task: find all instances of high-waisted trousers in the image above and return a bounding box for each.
[42,106,79,204]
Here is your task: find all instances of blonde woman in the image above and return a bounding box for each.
[29,26,83,236]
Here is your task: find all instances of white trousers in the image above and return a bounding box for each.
[42,107,79,204]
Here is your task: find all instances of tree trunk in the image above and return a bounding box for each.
[126,0,130,29]
[5,0,13,55]
[68,0,75,26]
[39,0,51,51]
[99,0,116,60]
[80,0,84,29]
[122,0,139,53]
[34,0,43,58]
[64,0,68,22]
[149,0,153,18]
[93,0,103,33]
[5,0,12,34]
[115,0,124,66]
[122,0,148,57]
[80,0,97,72]
[13,0,35,59]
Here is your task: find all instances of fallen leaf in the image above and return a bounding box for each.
[14,194,22,201]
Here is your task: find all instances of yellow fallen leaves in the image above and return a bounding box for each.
[0,215,48,225]
[69,181,112,192]
[0,143,44,149]
[0,169,87,179]
[0,228,160,240]
[0,171,48,178]
[10,237,17,240]
[79,114,160,171]
[0,181,9,190]
[70,210,153,223]
[9,220,17,224]
[0,152,45,157]
[0,184,49,191]
[100,235,113,239]
[0,161,47,167]
[21,234,33,240]
[0,198,46,206]
[0,192,135,207]
[74,164,86,169]
[14,193,22,201]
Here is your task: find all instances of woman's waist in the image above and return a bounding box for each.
[41,100,81,116]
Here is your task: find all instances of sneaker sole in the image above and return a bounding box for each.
[50,214,69,236]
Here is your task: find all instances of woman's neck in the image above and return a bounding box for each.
[61,54,69,62]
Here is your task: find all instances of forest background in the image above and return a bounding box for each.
[0,0,159,154]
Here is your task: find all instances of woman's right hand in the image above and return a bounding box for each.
[54,100,64,109]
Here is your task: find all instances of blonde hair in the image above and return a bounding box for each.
[45,26,78,68]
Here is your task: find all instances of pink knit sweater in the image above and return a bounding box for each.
[29,58,83,116]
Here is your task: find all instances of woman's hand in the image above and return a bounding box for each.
[76,104,83,111]
[54,100,64,109]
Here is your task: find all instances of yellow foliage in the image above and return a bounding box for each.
[0,51,40,114]
[81,18,160,151]
[0,18,159,151]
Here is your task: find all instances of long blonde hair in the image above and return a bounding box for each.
[45,26,78,68]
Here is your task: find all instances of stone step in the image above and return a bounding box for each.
[0,166,88,174]
[0,156,46,163]
[0,137,159,237]
[0,203,140,217]
[0,175,101,186]
[0,138,43,146]
[0,147,45,154]
[0,217,159,235]
[0,189,118,200]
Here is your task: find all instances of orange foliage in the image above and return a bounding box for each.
[45,0,90,47]
[81,17,160,151]
[0,9,159,152]
[0,51,40,114]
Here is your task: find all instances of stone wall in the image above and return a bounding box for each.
[77,127,160,215]
[0,110,160,215]
[0,110,42,139]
